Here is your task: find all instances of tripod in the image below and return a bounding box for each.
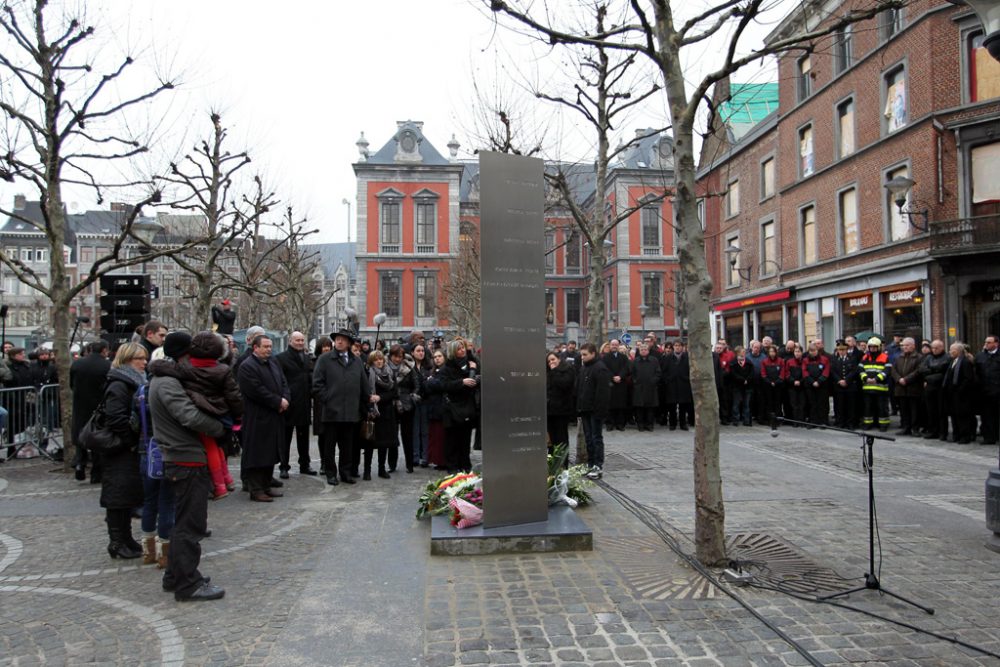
[775,416,934,614]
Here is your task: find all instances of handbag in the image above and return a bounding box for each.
[360,416,375,441]
[137,386,164,479]
[445,395,476,424]
[78,393,125,455]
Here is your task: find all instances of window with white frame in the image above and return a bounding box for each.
[641,204,661,254]
[761,157,775,200]
[565,230,581,274]
[837,98,855,159]
[886,164,911,242]
[20,248,30,263]
[880,6,904,41]
[379,200,401,252]
[725,180,740,218]
[725,234,740,287]
[839,187,859,254]
[414,200,436,252]
[566,290,581,324]
[797,56,812,101]
[642,274,662,317]
[801,205,817,265]
[883,65,907,133]
[544,231,555,272]
[379,272,402,319]
[761,220,776,276]
[835,25,853,74]
[415,273,436,319]
[799,125,814,178]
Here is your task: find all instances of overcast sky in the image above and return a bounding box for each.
[1,0,784,244]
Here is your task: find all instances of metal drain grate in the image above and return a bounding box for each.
[727,532,852,595]
[603,532,850,600]
[602,452,653,472]
[602,536,719,600]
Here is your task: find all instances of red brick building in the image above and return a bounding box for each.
[699,0,1000,347]
[353,122,679,345]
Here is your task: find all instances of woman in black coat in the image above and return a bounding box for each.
[630,345,661,431]
[435,340,479,473]
[366,350,398,479]
[546,352,576,454]
[100,343,148,559]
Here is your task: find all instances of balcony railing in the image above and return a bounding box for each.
[642,247,661,256]
[380,244,400,254]
[415,244,436,254]
[929,214,1000,254]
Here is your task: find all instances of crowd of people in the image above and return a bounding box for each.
[43,318,484,603]
[3,312,998,603]
[545,332,1000,477]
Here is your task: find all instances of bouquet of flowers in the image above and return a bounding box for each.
[417,472,482,518]
[416,446,593,524]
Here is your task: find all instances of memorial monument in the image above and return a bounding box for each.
[430,151,593,554]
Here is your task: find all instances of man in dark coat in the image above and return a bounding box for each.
[603,339,631,430]
[211,299,236,336]
[830,341,860,429]
[139,320,168,360]
[891,337,924,435]
[312,328,375,486]
[943,342,976,443]
[975,334,1000,445]
[577,342,611,479]
[70,340,110,481]
[630,343,661,431]
[919,339,950,440]
[237,335,290,502]
[663,340,694,430]
[275,331,315,477]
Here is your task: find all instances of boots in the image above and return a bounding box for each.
[156,538,170,569]
[142,534,157,565]
[106,510,141,559]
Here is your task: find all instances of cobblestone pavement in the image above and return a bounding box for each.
[1,417,999,666]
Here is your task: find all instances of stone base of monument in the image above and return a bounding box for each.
[430,505,593,556]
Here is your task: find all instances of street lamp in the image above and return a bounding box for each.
[883,176,929,233]
[131,218,163,248]
[342,198,352,245]
[638,303,649,333]
[725,244,781,283]
[947,0,1000,60]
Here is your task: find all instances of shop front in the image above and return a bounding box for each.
[713,288,795,347]
[841,292,874,340]
[881,284,925,340]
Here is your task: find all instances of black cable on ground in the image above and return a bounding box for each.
[596,480,826,667]
[597,478,1000,663]
[748,580,1000,661]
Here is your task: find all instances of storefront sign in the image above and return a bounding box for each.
[846,295,870,309]
[714,289,792,313]
[886,288,918,305]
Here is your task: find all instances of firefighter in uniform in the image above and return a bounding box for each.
[860,337,891,431]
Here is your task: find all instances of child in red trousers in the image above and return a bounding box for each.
[171,332,243,499]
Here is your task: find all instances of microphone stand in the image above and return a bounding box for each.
[774,416,934,614]
[69,318,84,349]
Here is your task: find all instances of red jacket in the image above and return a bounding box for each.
[761,356,786,384]
[718,349,735,375]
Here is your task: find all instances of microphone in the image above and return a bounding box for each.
[76,316,90,324]
[769,413,779,438]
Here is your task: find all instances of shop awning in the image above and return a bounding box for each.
[714,288,793,313]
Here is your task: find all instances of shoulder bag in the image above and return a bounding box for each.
[78,387,125,455]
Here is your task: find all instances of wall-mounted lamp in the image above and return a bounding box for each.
[724,244,781,283]
[884,176,929,233]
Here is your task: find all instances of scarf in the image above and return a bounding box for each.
[118,365,147,387]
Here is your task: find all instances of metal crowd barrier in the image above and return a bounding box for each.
[0,384,63,462]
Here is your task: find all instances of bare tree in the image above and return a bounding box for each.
[489,0,899,565]
[0,0,192,469]
[442,219,482,340]
[157,113,276,327]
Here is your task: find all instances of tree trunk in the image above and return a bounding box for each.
[586,246,606,345]
[195,276,213,330]
[47,186,74,472]
[657,20,727,566]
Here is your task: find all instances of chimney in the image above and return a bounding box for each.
[13,194,26,210]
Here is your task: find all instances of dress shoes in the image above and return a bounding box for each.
[378,471,391,479]
[269,478,284,488]
[279,470,290,480]
[250,492,274,502]
[163,576,209,593]
[363,472,372,481]
[175,582,225,602]
[300,467,318,476]
[326,475,339,486]
[406,465,414,473]
[266,489,283,498]
[340,476,356,484]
